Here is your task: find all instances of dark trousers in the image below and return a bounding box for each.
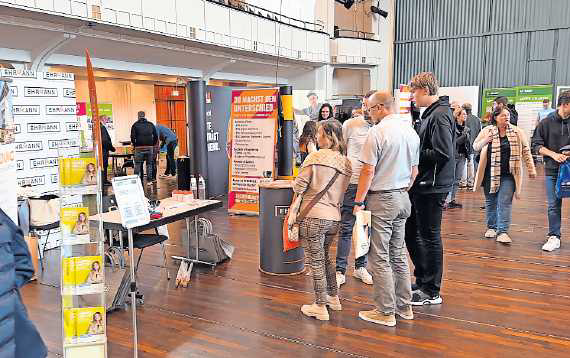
[102,151,109,183]
[336,184,367,274]
[134,147,154,182]
[405,192,447,297]
[165,140,178,176]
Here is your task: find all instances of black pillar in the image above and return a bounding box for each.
[187,80,209,198]
[277,85,294,179]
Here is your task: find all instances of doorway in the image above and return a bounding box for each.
[154,85,187,156]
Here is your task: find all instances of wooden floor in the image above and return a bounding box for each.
[22,166,570,357]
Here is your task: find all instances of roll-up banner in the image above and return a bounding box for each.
[228,88,278,215]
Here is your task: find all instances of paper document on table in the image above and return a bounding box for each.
[111,175,149,229]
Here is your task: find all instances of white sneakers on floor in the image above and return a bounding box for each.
[353,267,373,285]
[484,229,497,238]
[336,271,346,287]
[496,233,512,244]
[542,236,561,252]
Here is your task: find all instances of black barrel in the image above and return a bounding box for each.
[177,156,191,190]
[259,180,304,275]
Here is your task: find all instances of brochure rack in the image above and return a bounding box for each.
[59,147,107,357]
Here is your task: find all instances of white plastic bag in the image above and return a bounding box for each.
[352,210,371,258]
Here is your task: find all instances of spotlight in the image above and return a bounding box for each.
[335,0,355,10]
[370,5,388,18]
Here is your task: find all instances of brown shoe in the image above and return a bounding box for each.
[358,309,396,327]
[396,306,414,320]
[301,303,329,321]
[326,295,342,311]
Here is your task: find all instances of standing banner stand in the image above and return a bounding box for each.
[514,85,553,140]
[227,88,279,215]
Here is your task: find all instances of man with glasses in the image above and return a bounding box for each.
[406,72,455,306]
[335,90,376,287]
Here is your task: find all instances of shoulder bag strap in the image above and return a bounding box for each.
[296,171,340,223]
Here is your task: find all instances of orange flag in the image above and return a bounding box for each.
[85,50,103,169]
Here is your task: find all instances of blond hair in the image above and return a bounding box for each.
[410,72,439,96]
[318,119,346,155]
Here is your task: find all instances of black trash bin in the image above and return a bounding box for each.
[177,156,191,190]
[259,180,304,275]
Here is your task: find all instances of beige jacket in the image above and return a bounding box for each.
[472,125,536,199]
[293,149,352,221]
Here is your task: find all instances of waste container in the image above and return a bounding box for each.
[259,180,304,275]
[177,156,191,190]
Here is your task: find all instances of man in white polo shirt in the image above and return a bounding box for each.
[353,91,420,327]
[335,90,376,287]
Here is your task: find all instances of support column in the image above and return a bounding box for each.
[187,80,209,198]
[277,85,293,179]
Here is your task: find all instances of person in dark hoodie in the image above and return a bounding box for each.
[0,208,47,358]
[531,90,570,252]
[131,111,158,184]
[100,117,115,185]
[405,72,455,306]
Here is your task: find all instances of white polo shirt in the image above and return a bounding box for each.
[359,114,420,191]
[343,116,372,185]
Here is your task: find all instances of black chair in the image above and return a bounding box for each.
[102,196,170,279]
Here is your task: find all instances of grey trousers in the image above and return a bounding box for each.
[367,190,412,314]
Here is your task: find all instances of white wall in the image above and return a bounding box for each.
[333,68,370,97]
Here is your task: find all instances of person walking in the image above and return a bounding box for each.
[317,103,334,122]
[0,208,48,358]
[531,90,570,252]
[352,91,420,327]
[335,90,375,287]
[131,111,158,184]
[406,72,455,306]
[473,107,536,243]
[156,124,178,177]
[293,119,351,321]
[463,103,481,189]
[537,98,556,123]
[446,107,470,209]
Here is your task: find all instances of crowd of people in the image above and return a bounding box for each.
[291,72,570,327]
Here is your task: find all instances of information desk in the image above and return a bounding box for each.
[89,197,222,357]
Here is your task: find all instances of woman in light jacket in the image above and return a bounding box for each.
[293,119,351,321]
[473,107,536,244]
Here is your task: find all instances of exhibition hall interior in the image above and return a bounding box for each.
[2,0,570,357]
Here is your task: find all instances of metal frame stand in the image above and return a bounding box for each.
[127,229,138,358]
[171,216,216,276]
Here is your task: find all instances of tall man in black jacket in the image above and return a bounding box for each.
[131,111,158,184]
[531,90,570,252]
[405,72,455,306]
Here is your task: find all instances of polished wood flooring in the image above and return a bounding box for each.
[22,166,570,357]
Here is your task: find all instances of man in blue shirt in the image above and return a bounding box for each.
[537,98,556,123]
[156,124,178,177]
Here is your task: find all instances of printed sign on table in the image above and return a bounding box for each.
[228,88,278,215]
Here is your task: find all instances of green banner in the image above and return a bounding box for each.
[481,87,517,115]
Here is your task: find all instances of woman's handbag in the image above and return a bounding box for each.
[28,195,60,227]
[283,171,340,252]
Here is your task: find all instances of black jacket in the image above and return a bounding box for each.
[465,114,481,147]
[531,110,570,176]
[130,118,158,147]
[411,96,456,194]
[455,123,471,157]
[101,125,115,153]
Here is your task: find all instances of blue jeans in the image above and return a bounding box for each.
[134,147,154,182]
[447,155,466,203]
[546,175,562,238]
[336,184,367,274]
[484,175,515,234]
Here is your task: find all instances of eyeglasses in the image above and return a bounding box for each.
[369,103,384,111]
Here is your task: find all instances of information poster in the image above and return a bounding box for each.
[481,87,517,115]
[0,79,17,223]
[515,85,553,140]
[79,102,114,150]
[1,69,79,194]
[228,88,278,215]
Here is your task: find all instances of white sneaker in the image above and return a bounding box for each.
[336,271,346,287]
[496,233,512,244]
[542,236,561,252]
[484,229,497,238]
[353,267,373,285]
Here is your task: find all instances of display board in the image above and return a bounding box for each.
[515,85,553,139]
[228,88,278,215]
[77,102,115,150]
[481,87,517,115]
[0,79,17,223]
[206,86,231,198]
[439,86,480,113]
[1,69,79,194]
